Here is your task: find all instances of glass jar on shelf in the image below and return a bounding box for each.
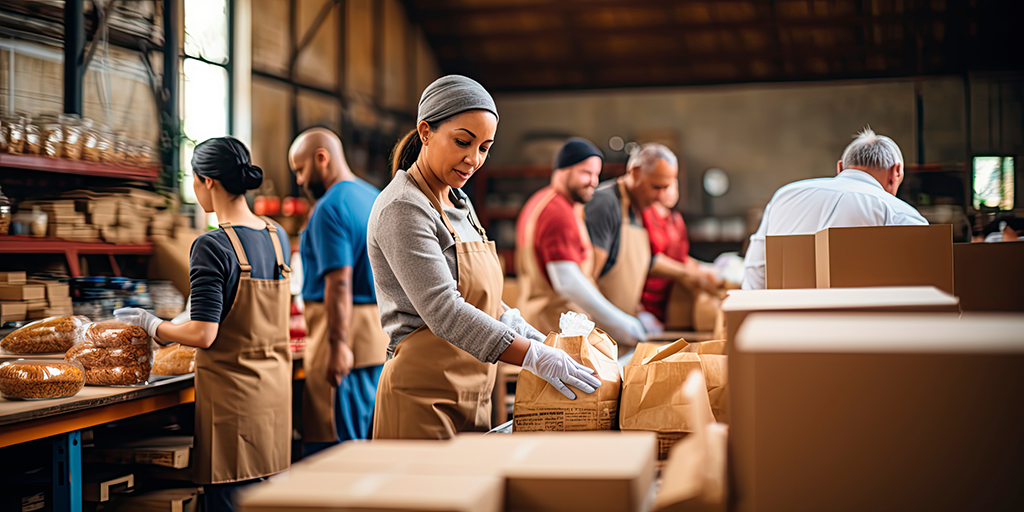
[83,122,113,163]
[0,186,11,235]
[0,117,8,153]
[60,114,90,161]
[5,114,28,154]
[110,131,129,165]
[23,115,42,155]
[37,114,63,159]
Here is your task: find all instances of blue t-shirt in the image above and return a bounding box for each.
[300,178,379,304]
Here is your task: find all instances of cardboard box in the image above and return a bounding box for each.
[620,339,711,459]
[513,329,621,432]
[0,302,28,323]
[453,432,658,512]
[730,313,1024,512]
[85,436,192,469]
[953,241,1024,312]
[720,286,960,349]
[0,272,26,285]
[237,471,503,512]
[665,284,695,330]
[765,234,816,289]
[27,280,71,302]
[814,225,954,293]
[117,488,199,512]
[24,300,48,311]
[0,285,46,301]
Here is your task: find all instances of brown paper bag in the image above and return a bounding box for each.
[620,339,714,459]
[699,354,728,424]
[513,329,621,432]
[693,291,724,332]
[652,370,728,512]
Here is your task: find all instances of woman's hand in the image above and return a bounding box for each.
[521,340,602,400]
[113,308,165,341]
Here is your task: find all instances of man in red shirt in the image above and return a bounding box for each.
[516,138,647,344]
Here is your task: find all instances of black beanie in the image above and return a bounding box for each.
[191,136,263,195]
[554,137,604,170]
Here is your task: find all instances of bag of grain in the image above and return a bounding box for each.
[65,320,154,385]
[513,313,621,432]
[1,316,89,354]
[152,343,196,375]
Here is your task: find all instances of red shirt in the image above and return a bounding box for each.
[641,207,690,321]
[516,187,588,283]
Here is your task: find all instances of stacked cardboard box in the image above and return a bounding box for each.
[0,272,73,322]
[730,313,1024,512]
[18,187,182,245]
[25,278,73,319]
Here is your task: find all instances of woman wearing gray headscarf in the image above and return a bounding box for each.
[367,75,601,439]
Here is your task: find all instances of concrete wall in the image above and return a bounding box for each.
[491,77,971,216]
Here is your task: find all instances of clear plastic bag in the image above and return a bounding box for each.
[1,316,90,354]
[65,320,154,386]
[152,343,196,376]
[0,359,85,400]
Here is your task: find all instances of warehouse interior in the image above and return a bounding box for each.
[0,1,1022,511]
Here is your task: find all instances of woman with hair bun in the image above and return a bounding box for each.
[115,137,292,512]
[368,75,601,439]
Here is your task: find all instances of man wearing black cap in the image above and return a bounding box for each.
[516,137,647,345]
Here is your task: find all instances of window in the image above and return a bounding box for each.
[180,0,231,204]
[972,156,1015,211]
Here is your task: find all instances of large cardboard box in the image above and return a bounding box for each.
[237,471,503,512]
[0,272,26,285]
[730,313,1024,512]
[0,302,28,323]
[814,225,954,293]
[953,241,1024,312]
[765,234,816,289]
[720,286,960,349]
[453,432,658,512]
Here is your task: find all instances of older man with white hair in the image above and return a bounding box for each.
[742,127,928,290]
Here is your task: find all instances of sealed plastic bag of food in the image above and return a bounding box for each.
[65,320,154,386]
[1,316,89,354]
[153,343,196,375]
[0,359,85,400]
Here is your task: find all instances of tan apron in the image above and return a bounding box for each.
[193,219,292,484]
[516,187,597,334]
[372,166,504,440]
[302,301,389,442]
[597,178,652,316]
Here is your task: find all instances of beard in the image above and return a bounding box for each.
[303,180,328,201]
[569,185,595,204]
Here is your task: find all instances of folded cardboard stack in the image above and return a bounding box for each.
[85,436,192,469]
[0,272,72,322]
[730,313,1024,512]
[18,187,183,245]
[513,328,621,432]
[242,432,658,512]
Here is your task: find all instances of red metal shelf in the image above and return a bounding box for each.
[0,236,153,277]
[0,153,159,182]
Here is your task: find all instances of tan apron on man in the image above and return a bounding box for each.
[193,219,292,484]
[372,165,504,440]
[302,300,388,442]
[597,179,652,316]
[517,187,597,334]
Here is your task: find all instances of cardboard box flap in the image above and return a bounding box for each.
[237,471,503,512]
[722,286,958,312]
[736,313,1024,353]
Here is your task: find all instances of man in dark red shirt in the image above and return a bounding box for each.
[516,138,647,344]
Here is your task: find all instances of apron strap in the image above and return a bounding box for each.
[261,216,292,278]
[617,178,633,227]
[464,196,490,242]
[219,223,252,278]
[408,164,463,244]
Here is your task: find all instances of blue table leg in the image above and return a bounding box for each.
[52,430,82,512]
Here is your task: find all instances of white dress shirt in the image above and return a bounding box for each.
[742,169,928,290]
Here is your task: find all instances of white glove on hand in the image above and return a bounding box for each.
[521,340,602,400]
[499,308,547,342]
[113,308,165,343]
[624,314,648,343]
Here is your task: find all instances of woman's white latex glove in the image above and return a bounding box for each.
[521,340,602,400]
[113,307,165,343]
[500,307,547,342]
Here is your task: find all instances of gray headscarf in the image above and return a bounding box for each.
[417,75,498,124]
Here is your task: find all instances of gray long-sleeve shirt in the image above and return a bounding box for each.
[367,170,516,363]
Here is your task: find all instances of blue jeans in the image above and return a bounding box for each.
[304,364,384,455]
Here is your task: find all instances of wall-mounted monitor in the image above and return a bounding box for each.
[972,156,1014,210]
